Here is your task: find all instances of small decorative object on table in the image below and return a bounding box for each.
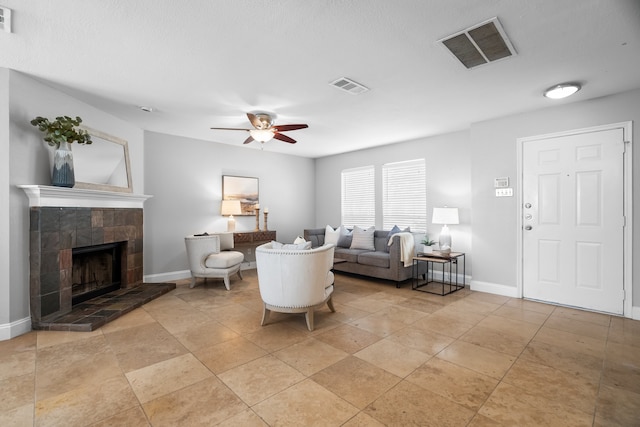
[30,115,92,188]
[263,207,269,231]
[420,235,436,254]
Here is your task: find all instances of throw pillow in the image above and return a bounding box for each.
[350,225,376,250]
[386,225,411,252]
[293,236,306,244]
[337,227,353,248]
[270,240,312,250]
[324,225,342,246]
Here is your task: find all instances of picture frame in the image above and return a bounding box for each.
[222,175,259,215]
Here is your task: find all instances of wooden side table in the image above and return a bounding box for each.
[412,251,465,295]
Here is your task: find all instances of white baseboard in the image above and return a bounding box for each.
[0,317,32,341]
[428,270,471,285]
[632,305,640,320]
[470,280,519,298]
[144,270,191,283]
[144,264,257,284]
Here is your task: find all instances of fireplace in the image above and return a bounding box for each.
[72,242,123,305]
[27,205,144,328]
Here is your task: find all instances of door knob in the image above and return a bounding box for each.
[524,225,532,231]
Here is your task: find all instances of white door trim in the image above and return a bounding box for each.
[516,122,633,317]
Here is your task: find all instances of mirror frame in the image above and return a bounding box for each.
[74,127,133,193]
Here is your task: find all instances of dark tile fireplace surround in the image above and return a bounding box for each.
[29,205,174,331]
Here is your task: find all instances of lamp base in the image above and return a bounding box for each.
[227,216,236,232]
[439,225,451,254]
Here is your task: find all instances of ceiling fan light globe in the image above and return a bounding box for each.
[250,129,275,142]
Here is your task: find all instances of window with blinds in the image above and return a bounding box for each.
[382,159,427,232]
[341,166,375,228]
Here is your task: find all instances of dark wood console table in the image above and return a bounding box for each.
[233,230,276,263]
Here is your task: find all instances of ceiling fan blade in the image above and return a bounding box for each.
[272,124,308,132]
[273,132,297,144]
[243,135,255,144]
[210,127,251,131]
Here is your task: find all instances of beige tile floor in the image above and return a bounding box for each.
[1,270,639,426]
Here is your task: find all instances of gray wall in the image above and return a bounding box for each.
[2,70,144,337]
[314,130,473,276]
[143,131,316,278]
[471,89,640,305]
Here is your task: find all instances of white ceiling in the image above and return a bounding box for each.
[2,0,640,158]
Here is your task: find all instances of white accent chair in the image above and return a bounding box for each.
[255,242,335,331]
[184,233,244,290]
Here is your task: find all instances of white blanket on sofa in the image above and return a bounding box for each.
[388,232,415,266]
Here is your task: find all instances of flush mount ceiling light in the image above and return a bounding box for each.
[543,83,581,99]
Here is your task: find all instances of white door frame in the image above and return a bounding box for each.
[516,122,633,317]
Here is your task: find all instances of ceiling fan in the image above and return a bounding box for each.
[211,112,308,145]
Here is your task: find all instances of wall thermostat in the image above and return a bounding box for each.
[494,177,509,188]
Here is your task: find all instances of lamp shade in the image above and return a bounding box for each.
[432,207,459,225]
[221,200,242,216]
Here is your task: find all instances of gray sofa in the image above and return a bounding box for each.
[303,228,427,287]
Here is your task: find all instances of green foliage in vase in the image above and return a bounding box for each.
[421,235,436,246]
[30,116,93,148]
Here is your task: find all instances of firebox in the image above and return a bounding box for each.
[72,242,122,305]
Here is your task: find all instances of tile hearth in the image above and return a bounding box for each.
[34,283,175,332]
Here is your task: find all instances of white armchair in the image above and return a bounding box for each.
[184,233,244,290]
[255,242,335,331]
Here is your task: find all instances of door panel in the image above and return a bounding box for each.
[522,128,624,314]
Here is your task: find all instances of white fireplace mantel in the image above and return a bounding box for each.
[17,185,153,208]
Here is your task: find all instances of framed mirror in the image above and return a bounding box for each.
[73,127,133,193]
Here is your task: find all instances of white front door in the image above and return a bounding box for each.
[522,128,625,314]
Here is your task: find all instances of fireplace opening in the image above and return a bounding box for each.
[72,242,122,305]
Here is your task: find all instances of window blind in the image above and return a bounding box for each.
[382,159,427,232]
[341,166,375,228]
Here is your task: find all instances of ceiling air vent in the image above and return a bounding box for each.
[438,17,516,69]
[329,77,369,94]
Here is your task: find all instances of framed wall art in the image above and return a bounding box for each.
[222,175,259,215]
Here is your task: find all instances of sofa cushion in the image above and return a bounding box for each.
[350,226,376,250]
[334,247,370,263]
[337,227,353,248]
[324,225,341,246]
[357,251,390,268]
[205,251,244,268]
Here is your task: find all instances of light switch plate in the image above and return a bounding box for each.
[495,188,513,197]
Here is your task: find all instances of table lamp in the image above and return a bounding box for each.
[432,207,459,254]
[221,200,242,232]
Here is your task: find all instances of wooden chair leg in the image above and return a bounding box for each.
[237,268,243,280]
[261,304,271,326]
[305,309,315,331]
[326,296,335,312]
